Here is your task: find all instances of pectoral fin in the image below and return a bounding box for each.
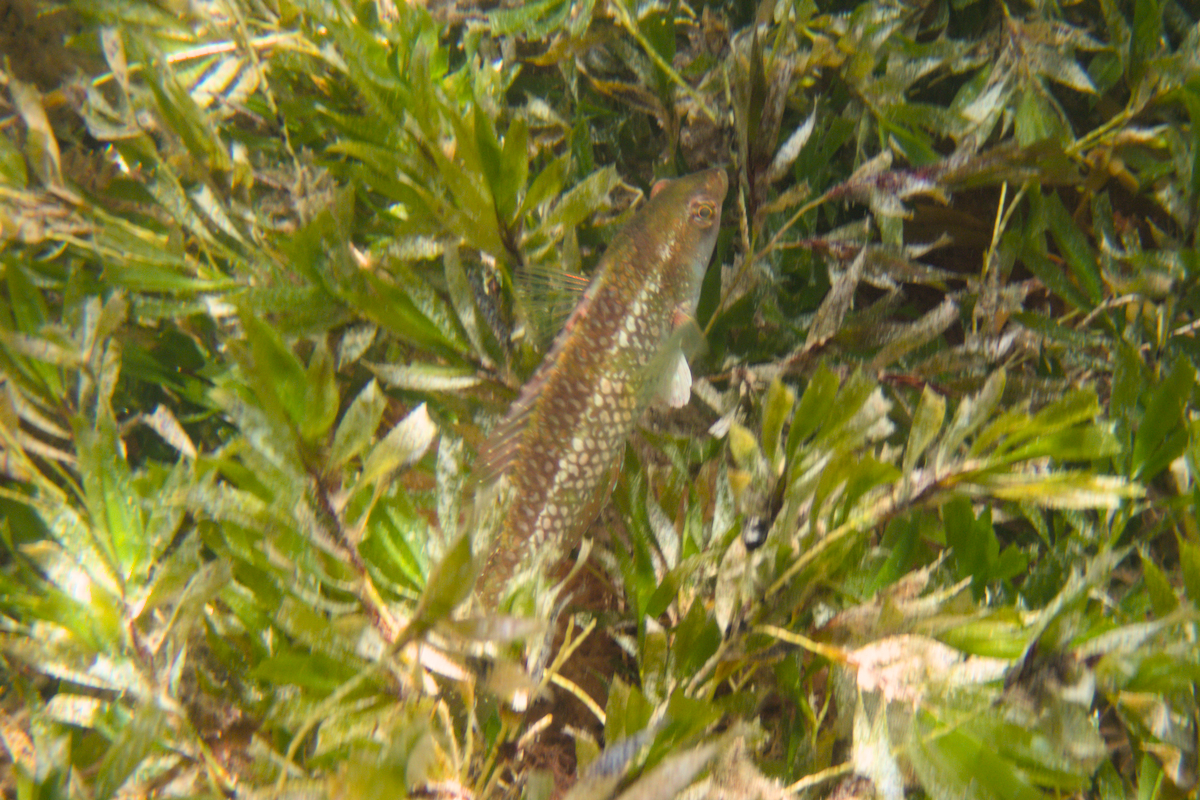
[661,351,692,408]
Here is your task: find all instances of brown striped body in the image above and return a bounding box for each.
[476,169,728,605]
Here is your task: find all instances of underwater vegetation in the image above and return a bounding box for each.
[0,0,1199,798]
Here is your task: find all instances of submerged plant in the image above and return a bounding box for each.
[0,1,1198,799]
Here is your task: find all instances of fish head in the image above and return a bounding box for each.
[644,167,729,287]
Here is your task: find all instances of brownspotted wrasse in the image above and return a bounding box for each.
[472,168,728,607]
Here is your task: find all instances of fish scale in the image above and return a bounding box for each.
[475,168,728,606]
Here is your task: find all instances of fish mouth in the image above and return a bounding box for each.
[705,167,730,200]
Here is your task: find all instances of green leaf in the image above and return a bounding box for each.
[904,386,946,473]
[786,363,840,460]
[999,425,1121,465]
[250,649,358,692]
[76,416,146,584]
[303,338,339,442]
[410,532,476,634]
[474,101,504,220]
[743,27,768,167]
[1129,0,1162,84]
[640,9,676,92]
[761,378,794,473]
[0,128,28,187]
[940,614,1030,658]
[727,422,761,469]
[1014,88,1065,147]
[869,514,921,592]
[672,599,720,678]
[517,153,569,219]
[936,369,1005,468]
[497,114,529,225]
[1136,751,1163,800]
[1019,197,1093,310]
[1042,190,1103,306]
[1095,761,1127,800]
[970,388,1107,462]
[909,712,1046,800]
[4,263,62,397]
[1182,81,1200,206]
[994,545,1029,582]
[345,272,467,360]
[489,0,570,38]
[329,379,386,470]
[241,313,308,434]
[1140,553,1178,616]
[5,262,49,336]
[1132,358,1194,479]
[645,569,679,620]
[815,370,883,451]
[94,705,168,800]
[944,497,997,597]
[1179,540,1200,605]
[841,455,901,514]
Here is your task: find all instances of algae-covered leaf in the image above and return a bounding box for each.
[853,695,904,800]
[4,1,1200,798]
[94,704,169,800]
[936,369,1006,469]
[9,80,64,190]
[140,405,197,459]
[360,403,438,487]
[904,386,946,473]
[539,166,621,236]
[612,741,719,800]
[329,379,387,470]
[969,473,1142,509]
[368,362,482,392]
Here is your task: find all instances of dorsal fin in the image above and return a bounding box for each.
[517,264,589,348]
[472,277,597,484]
[650,178,670,198]
[472,368,547,484]
[515,227,590,349]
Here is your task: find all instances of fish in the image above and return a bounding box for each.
[474,168,728,606]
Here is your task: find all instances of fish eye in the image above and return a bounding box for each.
[691,201,716,227]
